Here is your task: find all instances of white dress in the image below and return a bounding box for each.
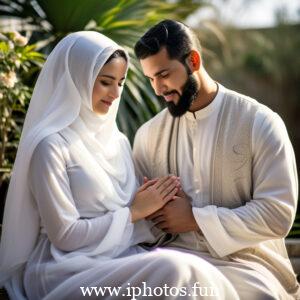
[24,132,239,300]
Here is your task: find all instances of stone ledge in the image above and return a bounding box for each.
[0,288,8,300]
[286,238,300,256]
[286,238,300,275]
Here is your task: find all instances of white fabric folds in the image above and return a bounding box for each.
[0,31,137,287]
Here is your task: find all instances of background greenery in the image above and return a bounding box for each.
[0,0,209,141]
[0,0,299,236]
[0,31,44,188]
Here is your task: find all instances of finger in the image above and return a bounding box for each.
[146,212,163,221]
[153,175,171,189]
[176,188,186,198]
[155,222,168,230]
[152,216,165,224]
[143,176,158,185]
[138,179,157,192]
[160,181,179,198]
[154,174,178,189]
[163,189,178,203]
[146,210,164,221]
[156,176,177,193]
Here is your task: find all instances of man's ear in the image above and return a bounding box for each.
[186,50,201,71]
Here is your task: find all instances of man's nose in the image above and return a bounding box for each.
[152,79,165,96]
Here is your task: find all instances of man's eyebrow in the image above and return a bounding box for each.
[99,74,125,81]
[145,68,169,79]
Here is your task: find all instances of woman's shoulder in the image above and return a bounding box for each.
[33,132,68,162]
[29,133,70,185]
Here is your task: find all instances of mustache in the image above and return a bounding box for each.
[162,91,179,97]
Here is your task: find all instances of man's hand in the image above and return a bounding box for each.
[146,192,201,234]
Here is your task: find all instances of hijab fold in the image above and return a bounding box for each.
[0,31,137,285]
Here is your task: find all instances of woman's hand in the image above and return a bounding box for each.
[130,175,180,223]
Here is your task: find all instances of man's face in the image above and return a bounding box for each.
[140,47,199,117]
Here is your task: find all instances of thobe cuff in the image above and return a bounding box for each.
[192,206,244,257]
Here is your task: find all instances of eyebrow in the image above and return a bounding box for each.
[145,68,169,79]
[99,74,125,81]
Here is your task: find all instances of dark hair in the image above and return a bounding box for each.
[134,20,201,64]
[105,49,128,64]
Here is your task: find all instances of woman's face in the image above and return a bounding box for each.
[92,57,127,115]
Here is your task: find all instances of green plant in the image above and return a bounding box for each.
[288,215,300,238]
[0,0,208,142]
[0,31,44,185]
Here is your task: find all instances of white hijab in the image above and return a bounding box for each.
[0,31,137,286]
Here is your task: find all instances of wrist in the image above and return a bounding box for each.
[129,206,140,223]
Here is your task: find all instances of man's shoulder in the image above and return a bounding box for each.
[222,86,284,136]
[223,86,275,117]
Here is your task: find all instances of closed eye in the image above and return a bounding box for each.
[160,72,169,78]
[100,80,110,86]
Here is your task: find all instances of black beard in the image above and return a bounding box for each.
[163,74,199,117]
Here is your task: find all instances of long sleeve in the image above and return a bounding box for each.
[193,110,298,257]
[29,135,134,256]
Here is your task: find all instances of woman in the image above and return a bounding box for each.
[0,31,238,300]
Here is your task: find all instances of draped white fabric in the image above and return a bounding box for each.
[19,133,239,300]
[0,31,240,300]
[0,31,137,286]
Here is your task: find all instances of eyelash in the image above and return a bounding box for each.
[100,81,123,87]
[149,73,168,82]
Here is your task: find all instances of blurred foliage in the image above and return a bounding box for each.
[205,23,300,149]
[202,22,300,102]
[0,31,44,187]
[0,0,208,143]
[289,215,300,238]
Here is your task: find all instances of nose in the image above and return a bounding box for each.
[152,78,166,96]
[108,84,121,100]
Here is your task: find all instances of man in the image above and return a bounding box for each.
[133,19,299,299]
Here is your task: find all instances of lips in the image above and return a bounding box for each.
[163,92,177,102]
[101,100,112,107]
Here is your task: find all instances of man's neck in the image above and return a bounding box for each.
[189,69,218,113]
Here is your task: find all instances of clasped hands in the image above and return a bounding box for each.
[130,175,199,234]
